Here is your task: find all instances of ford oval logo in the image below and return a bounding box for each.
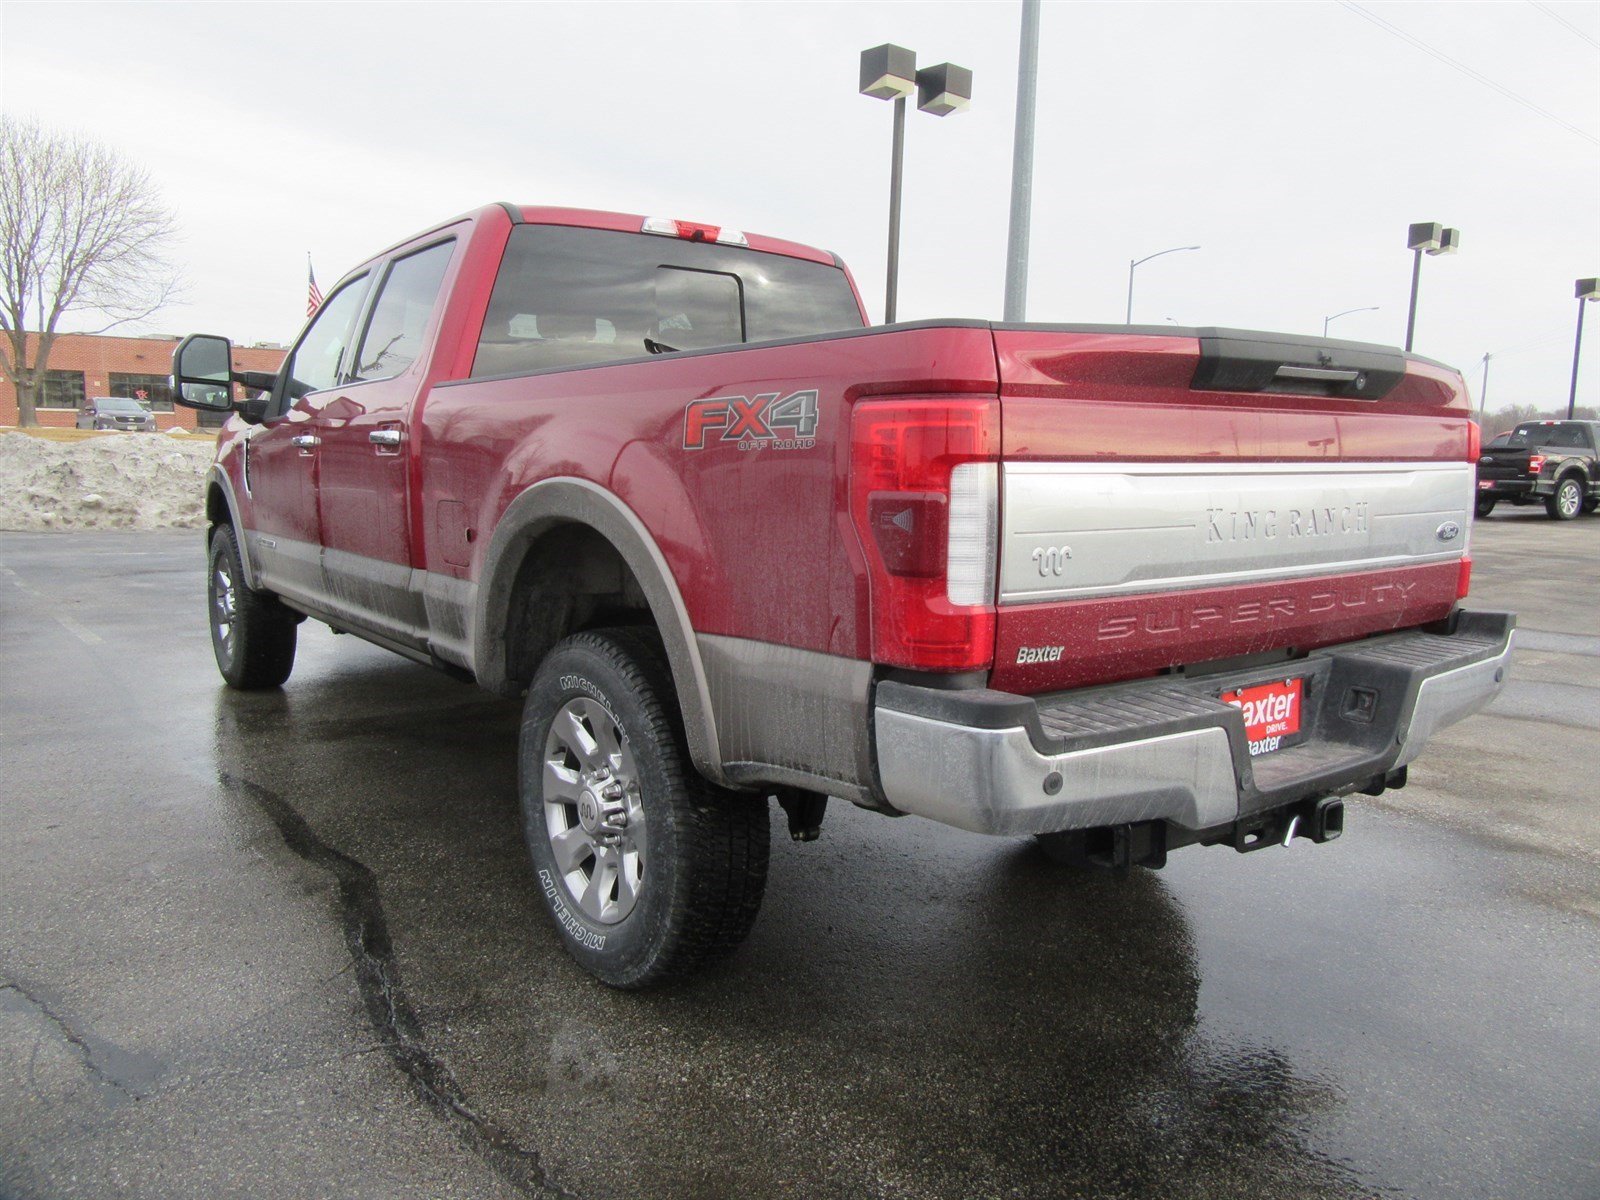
[1436,521,1462,542]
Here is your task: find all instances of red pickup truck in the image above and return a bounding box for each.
[172,203,1514,987]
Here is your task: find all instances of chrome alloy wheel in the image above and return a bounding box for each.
[542,697,647,924]
[211,562,237,664]
[1558,479,1582,518]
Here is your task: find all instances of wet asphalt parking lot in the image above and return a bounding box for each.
[2,511,1598,1200]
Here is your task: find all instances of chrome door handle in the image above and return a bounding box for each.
[368,430,403,447]
[291,434,320,448]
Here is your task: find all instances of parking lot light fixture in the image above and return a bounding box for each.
[1404,222,1460,352]
[860,45,971,324]
[1125,245,1199,325]
[916,63,972,116]
[1323,306,1379,338]
[1568,277,1599,419]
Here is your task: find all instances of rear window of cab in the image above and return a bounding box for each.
[471,225,863,378]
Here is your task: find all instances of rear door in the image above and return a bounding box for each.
[312,238,456,648]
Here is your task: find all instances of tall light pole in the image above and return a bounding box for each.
[1323,306,1379,337]
[1126,246,1199,325]
[1003,0,1041,322]
[1404,222,1459,352]
[860,45,972,324]
[1478,352,1492,419]
[1569,277,1599,419]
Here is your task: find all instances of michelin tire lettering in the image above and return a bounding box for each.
[539,868,608,950]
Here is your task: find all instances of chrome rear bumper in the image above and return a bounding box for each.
[872,610,1514,837]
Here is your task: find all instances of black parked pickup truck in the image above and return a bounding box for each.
[1476,420,1600,520]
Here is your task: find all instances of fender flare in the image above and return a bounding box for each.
[205,465,261,590]
[473,477,726,784]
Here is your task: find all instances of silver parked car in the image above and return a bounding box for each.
[77,396,158,432]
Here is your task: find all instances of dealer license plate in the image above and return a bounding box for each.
[1220,678,1304,757]
[1479,480,1493,490]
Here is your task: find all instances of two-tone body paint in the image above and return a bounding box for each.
[207,207,1479,801]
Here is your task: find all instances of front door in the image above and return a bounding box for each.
[246,275,370,604]
[313,239,456,649]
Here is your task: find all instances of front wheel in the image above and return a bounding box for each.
[1475,495,1497,519]
[1546,476,1583,521]
[519,628,769,988]
[208,525,297,689]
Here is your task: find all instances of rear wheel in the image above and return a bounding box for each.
[1546,476,1583,521]
[1475,495,1496,518]
[208,525,297,689]
[519,628,769,988]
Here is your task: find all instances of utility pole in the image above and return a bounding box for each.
[1003,0,1040,323]
[885,96,907,325]
[1571,279,1599,419]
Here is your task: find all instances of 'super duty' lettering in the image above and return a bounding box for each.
[1096,579,1417,641]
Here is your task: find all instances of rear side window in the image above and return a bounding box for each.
[352,241,454,382]
[472,225,862,378]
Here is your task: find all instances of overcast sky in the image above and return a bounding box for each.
[3,0,1597,409]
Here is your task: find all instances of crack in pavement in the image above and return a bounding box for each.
[0,977,156,1102]
[220,771,575,1200]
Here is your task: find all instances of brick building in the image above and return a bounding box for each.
[1,332,287,431]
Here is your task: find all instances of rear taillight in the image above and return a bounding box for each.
[1457,555,1472,599]
[1466,421,1480,462]
[850,398,999,670]
[1528,454,1547,474]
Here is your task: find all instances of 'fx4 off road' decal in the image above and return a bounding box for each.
[682,389,820,451]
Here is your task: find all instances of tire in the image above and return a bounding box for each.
[1546,475,1583,521]
[518,628,769,988]
[207,524,297,689]
[1475,496,1497,519]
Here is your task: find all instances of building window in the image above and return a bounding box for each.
[38,370,87,409]
[109,372,175,412]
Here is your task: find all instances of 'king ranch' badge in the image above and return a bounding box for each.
[1220,678,1304,757]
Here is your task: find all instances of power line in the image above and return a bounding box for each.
[1529,1,1600,52]
[1337,1,1600,148]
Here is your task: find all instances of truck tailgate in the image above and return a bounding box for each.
[989,328,1473,694]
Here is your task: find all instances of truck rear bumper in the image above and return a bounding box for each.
[1478,478,1546,499]
[872,610,1514,837]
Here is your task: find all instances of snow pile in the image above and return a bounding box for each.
[0,432,217,531]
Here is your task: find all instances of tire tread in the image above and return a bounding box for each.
[210,525,297,689]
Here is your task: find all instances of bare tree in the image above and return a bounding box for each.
[0,116,179,427]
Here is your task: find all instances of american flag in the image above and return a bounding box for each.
[307,255,323,316]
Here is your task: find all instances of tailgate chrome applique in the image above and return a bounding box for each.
[999,460,1474,604]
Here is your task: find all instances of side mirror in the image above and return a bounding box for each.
[171,334,236,411]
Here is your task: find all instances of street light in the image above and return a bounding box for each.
[1568,277,1599,419]
[859,44,973,324]
[1125,246,1199,325]
[1403,221,1460,352]
[1323,306,1379,338]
